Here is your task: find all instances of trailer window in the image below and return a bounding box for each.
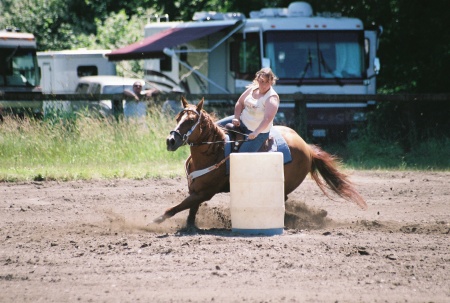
[160,54,172,72]
[230,32,261,80]
[265,31,364,80]
[77,66,98,77]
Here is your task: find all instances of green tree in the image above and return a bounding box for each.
[0,0,76,50]
[153,0,234,21]
[0,0,157,50]
[379,0,450,93]
[76,9,152,78]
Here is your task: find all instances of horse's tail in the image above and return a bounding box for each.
[309,144,367,210]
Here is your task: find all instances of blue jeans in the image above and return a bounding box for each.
[217,115,269,153]
[216,115,233,127]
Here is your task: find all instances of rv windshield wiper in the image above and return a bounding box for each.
[319,50,343,87]
[6,46,19,63]
[297,48,312,87]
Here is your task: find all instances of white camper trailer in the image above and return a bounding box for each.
[107,1,382,139]
[37,49,117,114]
[38,49,116,94]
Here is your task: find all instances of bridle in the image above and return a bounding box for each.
[169,108,202,146]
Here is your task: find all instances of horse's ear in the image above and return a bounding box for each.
[181,96,188,108]
[197,98,204,112]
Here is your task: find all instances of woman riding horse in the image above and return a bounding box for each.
[217,67,280,153]
[155,97,367,229]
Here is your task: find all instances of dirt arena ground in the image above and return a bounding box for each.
[1,170,449,302]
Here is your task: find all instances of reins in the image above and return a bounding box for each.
[170,106,251,147]
[187,125,248,147]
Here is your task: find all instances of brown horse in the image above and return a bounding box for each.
[154,97,367,227]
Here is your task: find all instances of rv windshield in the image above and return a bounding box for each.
[0,48,40,87]
[265,31,364,80]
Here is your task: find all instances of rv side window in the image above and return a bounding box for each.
[364,38,370,70]
[77,66,98,77]
[230,32,261,80]
[160,55,172,72]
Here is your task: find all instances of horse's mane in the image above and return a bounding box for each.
[207,110,218,123]
[200,109,225,140]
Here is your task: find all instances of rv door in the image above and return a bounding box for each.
[41,62,52,93]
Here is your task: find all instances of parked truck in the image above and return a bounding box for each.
[107,1,382,139]
[0,28,42,118]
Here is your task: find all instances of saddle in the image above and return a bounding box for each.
[224,123,274,153]
[223,123,292,174]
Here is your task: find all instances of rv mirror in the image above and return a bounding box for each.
[374,57,380,75]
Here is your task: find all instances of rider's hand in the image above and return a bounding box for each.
[232,118,240,127]
[248,132,258,140]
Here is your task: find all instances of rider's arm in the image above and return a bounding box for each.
[233,88,252,126]
[124,89,139,101]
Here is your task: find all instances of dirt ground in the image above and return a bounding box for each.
[1,170,449,303]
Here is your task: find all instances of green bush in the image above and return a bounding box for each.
[335,100,450,170]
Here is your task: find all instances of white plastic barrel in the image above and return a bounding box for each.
[230,152,285,235]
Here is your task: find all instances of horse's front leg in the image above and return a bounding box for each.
[187,204,200,227]
[153,192,212,228]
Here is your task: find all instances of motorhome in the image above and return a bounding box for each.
[107,2,382,138]
[0,28,42,117]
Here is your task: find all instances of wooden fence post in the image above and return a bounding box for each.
[112,95,123,120]
[294,96,307,139]
[405,100,418,152]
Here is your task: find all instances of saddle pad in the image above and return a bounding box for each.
[224,128,292,174]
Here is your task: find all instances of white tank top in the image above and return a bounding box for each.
[241,87,277,133]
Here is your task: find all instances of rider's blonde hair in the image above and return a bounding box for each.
[247,67,278,88]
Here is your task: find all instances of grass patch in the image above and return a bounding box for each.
[326,135,450,170]
[0,108,189,181]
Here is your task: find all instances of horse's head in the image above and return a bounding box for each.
[166,97,205,151]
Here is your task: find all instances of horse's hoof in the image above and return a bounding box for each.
[179,225,200,234]
[153,215,166,224]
